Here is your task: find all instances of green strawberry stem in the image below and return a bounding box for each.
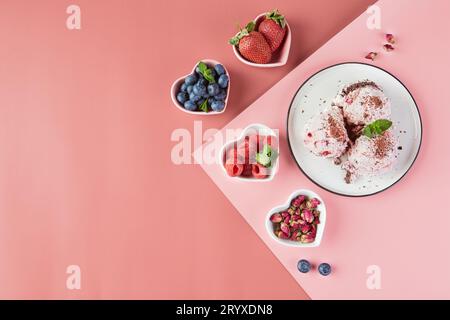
[229,21,255,46]
[266,9,286,28]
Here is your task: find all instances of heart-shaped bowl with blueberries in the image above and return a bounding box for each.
[219,123,279,182]
[170,59,230,115]
[231,10,291,68]
[266,189,326,247]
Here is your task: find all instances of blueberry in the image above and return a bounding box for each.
[176,92,189,104]
[186,85,194,94]
[184,100,197,111]
[185,74,198,86]
[297,259,311,273]
[211,100,225,112]
[197,78,208,86]
[202,92,210,98]
[214,89,227,101]
[318,263,331,276]
[180,83,187,92]
[197,98,206,106]
[193,84,207,96]
[189,92,201,103]
[214,64,226,76]
[207,83,220,96]
[209,68,217,79]
[218,74,229,88]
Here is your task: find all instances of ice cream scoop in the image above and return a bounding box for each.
[333,80,391,126]
[342,129,398,183]
[303,105,349,159]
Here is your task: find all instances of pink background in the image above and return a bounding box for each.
[0,0,376,299]
[200,0,450,299]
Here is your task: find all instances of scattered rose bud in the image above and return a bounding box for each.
[270,213,282,223]
[386,33,395,44]
[365,52,378,61]
[383,44,394,52]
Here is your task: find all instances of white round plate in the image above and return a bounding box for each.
[287,62,422,197]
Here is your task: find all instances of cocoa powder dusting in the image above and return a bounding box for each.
[374,134,393,159]
[327,116,346,142]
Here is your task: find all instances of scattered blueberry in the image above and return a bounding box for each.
[176,92,189,104]
[214,89,227,101]
[185,74,198,86]
[211,100,225,112]
[214,64,226,75]
[318,263,331,276]
[189,92,201,103]
[184,100,197,111]
[193,84,207,96]
[180,83,187,92]
[297,260,311,273]
[208,83,220,96]
[218,74,229,88]
[186,85,194,94]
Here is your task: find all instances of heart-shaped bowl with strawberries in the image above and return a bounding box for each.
[231,11,291,68]
[265,189,326,248]
[219,123,279,182]
[170,59,230,115]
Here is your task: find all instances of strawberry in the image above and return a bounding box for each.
[229,21,272,64]
[225,163,244,177]
[258,9,286,52]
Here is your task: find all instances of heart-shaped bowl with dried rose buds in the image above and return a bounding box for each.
[266,189,326,247]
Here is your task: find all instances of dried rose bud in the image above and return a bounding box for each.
[291,195,305,207]
[287,207,295,215]
[300,234,315,243]
[280,223,290,236]
[310,198,321,208]
[302,209,314,223]
[281,211,289,219]
[280,232,290,239]
[365,52,378,61]
[383,44,394,52]
[292,230,302,239]
[313,210,320,217]
[309,225,317,236]
[292,214,301,221]
[298,219,307,225]
[313,216,320,225]
[270,213,282,223]
[300,224,311,233]
[295,208,301,215]
[283,216,290,225]
[290,221,300,230]
[386,33,395,44]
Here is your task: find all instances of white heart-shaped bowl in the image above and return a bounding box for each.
[219,123,279,182]
[265,189,326,247]
[170,59,230,115]
[232,13,291,68]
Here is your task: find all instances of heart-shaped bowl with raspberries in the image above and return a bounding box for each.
[231,12,291,68]
[219,123,279,182]
[266,189,326,247]
[170,59,230,115]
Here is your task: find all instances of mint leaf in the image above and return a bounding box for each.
[256,153,271,167]
[245,21,255,32]
[363,119,392,138]
[197,61,216,84]
[198,99,209,113]
[256,143,278,168]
